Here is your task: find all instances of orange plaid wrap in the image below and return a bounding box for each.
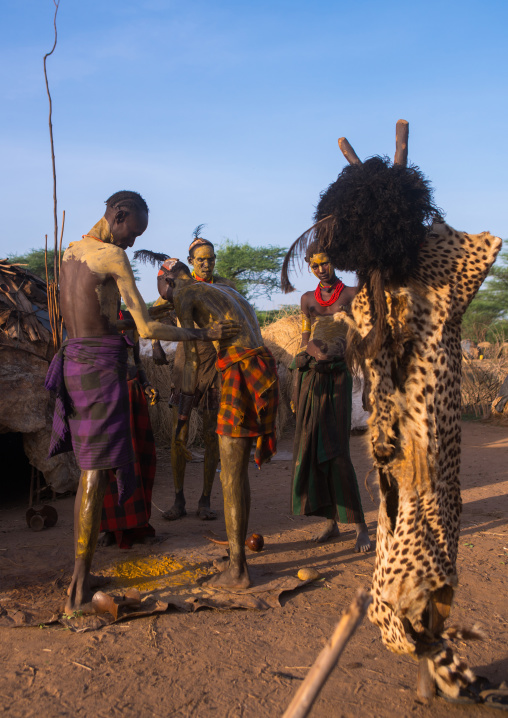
[216,345,278,467]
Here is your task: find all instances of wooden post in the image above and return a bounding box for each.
[338,137,361,165]
[282,590,372,718]
[394,119,409,166]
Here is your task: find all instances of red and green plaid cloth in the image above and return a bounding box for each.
[215,345,278,467]
[100,375,156,548]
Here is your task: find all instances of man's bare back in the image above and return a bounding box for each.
[60,238,127,338]
[175,281,263,352]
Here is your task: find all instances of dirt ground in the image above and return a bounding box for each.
[0,420,507,718]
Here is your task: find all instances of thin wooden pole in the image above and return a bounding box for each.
[338,137,361,165]
[282,590,372,718]
[43,0,60,257]
[58,209,65,274]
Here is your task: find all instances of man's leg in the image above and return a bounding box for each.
[66,469,110,612]
[206,435,252,589]
[197,408,220,519]
[163,406,189,520]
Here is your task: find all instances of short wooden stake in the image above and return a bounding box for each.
[394,119,409,166]
[282,589,372,718]
[338,137,362,165]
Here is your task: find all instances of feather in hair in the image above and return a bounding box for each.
[280,215,335,293]
[192,224,207,239]
[133,249,170,266]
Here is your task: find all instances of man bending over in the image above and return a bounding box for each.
[157,259,278,589]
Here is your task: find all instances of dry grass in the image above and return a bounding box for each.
[262,312,301,439]
[142,352,202,448]
[461,342,508,418]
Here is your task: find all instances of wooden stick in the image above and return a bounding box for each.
[29,466,35,509]
[44,234,49,288]
[58,209,65,276]
[43,0,60,262]
[338,137,361,165]
[394,119,409,166]
[282,590,372,718]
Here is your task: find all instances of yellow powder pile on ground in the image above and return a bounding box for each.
[104,554,209,592]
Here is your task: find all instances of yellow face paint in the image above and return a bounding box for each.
[191,245,216,281]
[309,253,333,281]
[309,253,330,265]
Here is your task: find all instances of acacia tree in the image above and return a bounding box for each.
[215,239,287,303]
[463,247,508,342]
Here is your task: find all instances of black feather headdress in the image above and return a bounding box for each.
[192,224,207,239]
[133,249,170,266]
[281,156,441,293]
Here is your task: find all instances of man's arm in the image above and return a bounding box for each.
[291,294,312,413]
[300,294,312,348]
[152,306,178,365]
[111,249,239,341]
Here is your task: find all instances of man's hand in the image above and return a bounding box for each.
[202,320,241,341]
[143,385,159,406]
[152,340,168,365]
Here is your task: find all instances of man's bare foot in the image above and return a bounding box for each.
[97,532,116,547]
[312,519,340,543]
[67,573,109,596]
[162,504,187,521]
[197,506,217,520]
[354,523,372,553]
[65,567,98,613]
[197,494,217,520]
[205,562,251,590]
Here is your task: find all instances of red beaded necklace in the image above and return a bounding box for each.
[314,279,344,307]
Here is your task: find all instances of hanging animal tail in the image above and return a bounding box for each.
[346,269,387,368]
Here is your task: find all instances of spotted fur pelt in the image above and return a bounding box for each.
[341,222,501,696]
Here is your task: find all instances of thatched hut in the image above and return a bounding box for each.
[0,259,78,494]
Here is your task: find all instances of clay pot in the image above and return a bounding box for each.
[26,505,58,531]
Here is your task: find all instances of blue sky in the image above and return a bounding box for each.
[1,0,507,307]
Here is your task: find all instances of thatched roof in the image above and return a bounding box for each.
[0,259,53,359]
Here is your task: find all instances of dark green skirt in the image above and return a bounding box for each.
[290,353,365,524]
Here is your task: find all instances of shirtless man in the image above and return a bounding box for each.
[157,259,278,589]
[290,241,371,551]
[45,191,239,611]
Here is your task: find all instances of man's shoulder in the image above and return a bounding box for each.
[301,290,314,306]
[63,238,127,275]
